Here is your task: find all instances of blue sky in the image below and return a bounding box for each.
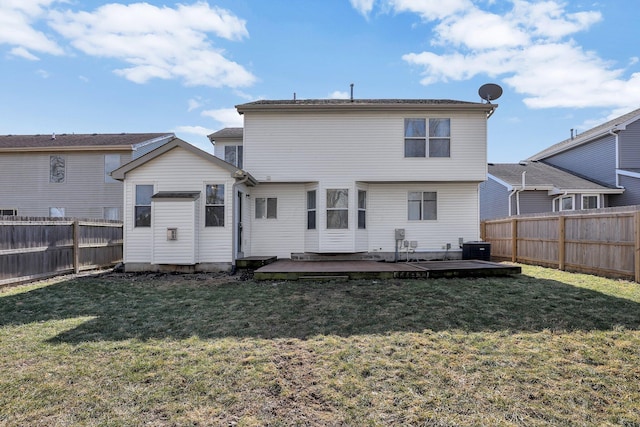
[1,0,639,162]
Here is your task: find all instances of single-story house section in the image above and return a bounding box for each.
[480,161,624,220]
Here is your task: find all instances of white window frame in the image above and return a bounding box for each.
[404,118,451,158]
[104,154,121,183]
[49,207,65,217]
[255,197,277,219]
[0,208,17,216]
[326,189,349,229]
[408,191,437,221]
[553,195,575,212]
[224,145,243,168]
[581,194,600,210]
[134,184,153,227]
[357,190,366,230]
[103,207,120,220]
[205,184,225,227]
[307,190,317,230]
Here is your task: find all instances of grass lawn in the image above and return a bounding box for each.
[1,265,640,426]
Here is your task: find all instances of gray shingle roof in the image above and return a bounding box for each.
[528,107,640,160]
[208,128,243,139]
[489,161,617,191]
[0,133,173,150]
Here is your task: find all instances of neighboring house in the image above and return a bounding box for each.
[480,161,623,220]
[113,98,497,272]
[208,127,243,168]
[527,107,640,206]
[0,133,174,219]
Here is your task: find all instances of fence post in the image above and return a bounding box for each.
[635,211,640,283]
[558,215,566,271]
[511,218,517,263]
[73,220,80,274]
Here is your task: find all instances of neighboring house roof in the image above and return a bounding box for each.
[488,161,624,195]
[208,127,243,141]
[110,137,257,185]
[0,133,174,152]
[528,107,640,160]
[236,99,497,114]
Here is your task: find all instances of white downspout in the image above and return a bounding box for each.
[515,171,526,215]
[610,129,622,188]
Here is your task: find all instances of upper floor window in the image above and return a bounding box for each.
[0,209,17,216]
[327,189,348,229]
[103,207,120,220]
[582,195,599,210]
[205,184,225,227]
[225,145,243,168]
[105,154,121,183]
[50,155,65,183]
[408,191,437,220]
[135,185,153,227]
[404,118,450,158]
[256,197,277,219]
[49,207,65,218]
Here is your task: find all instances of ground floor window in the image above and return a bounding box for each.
[327,189,348,229]
[135,185,153,227]
[49,207,65,218]
[205,184,225,227]
[582,195,599,209]
[256,197,277,219]
[307,190,316,230]
[103,207,120,220]
[553,195,575,212]
[358,190,366,229]
[0,208,17,216]
[408,191,437,220]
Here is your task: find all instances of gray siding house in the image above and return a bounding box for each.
[480,161,623,220]
[0,133,173,219]
[528,107,640,207]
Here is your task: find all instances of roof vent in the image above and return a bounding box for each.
[350,83,354,102]
[518,160,529,166]
[51,132,56,140]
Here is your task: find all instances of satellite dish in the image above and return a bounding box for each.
[478,83,503,103]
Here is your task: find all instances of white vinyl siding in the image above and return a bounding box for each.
[243,111,487,182]
[0,151,130,218]
[123,147,236,264]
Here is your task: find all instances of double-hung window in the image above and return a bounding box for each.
[205,184,225,227]
[408,191,437,220]
[256,197,277,219]
[404,118,450,158]
[307,190,317,230]
[135,185,153,227]
[224,145,243,168]
[582,195,599,210]
[357,190,366,229]
[327,189,348,229]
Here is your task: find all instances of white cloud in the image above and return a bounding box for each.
[368,0,640,111]
[201,108,243,127]
[0,0,63,56]
[36,68,49,78]
[329,90,350,99]
[9,46,40,60]
[350,0,375,17]
[188,98,203,112]
[48,2,256,88]
[174,125,215,137]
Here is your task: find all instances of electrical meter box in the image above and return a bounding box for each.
[395,228,405,240]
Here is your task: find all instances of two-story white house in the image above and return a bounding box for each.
[112,99,497,272]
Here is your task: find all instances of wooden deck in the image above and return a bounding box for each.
[253,259,521,280]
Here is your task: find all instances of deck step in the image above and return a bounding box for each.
[235,256,277,269]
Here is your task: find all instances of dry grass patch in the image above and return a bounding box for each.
[1,266,639,426]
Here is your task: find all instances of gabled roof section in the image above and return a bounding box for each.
[208,127,243,140]
[110,137,256,185]
[528,107,640,160]
[488,161,623,194]
[236,99,497,115]
[0,133,174,152]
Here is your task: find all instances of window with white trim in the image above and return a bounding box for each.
[553,195,575,212]
[0,209,17,216]
[307,190,316,230]
[49,155,65,183]
[582,195,599,210]
[408,191,437,220]
[404,118,450,158]
[135,185,153,227]
[256,197,277,219]
[205,184,225,227]
[105,154,120,183]
[103,207,120,220]
[49,207,65,217]
[327,189,348,229]
[224,145,243,168]
[357,190,366,229]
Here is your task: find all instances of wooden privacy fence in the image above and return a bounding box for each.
[481,205,640,282]
[0,217,123,286]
